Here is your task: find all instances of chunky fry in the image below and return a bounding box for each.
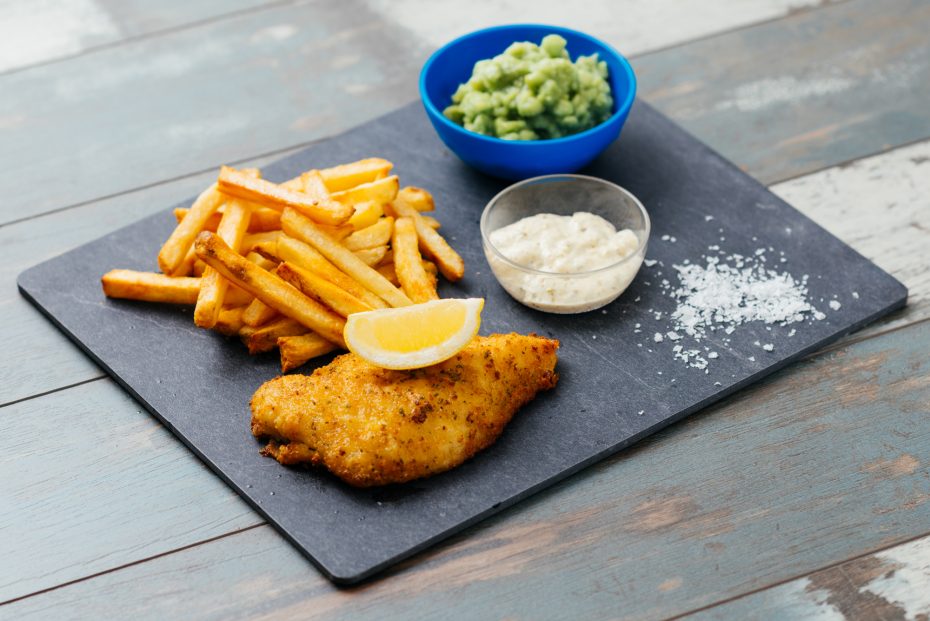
[194,232,346,347]
[392,217,439,303]
[195,199,251,328]
[276,262,373,317]
[421,215,441,230]
[242,297,279,327]
[102,270,201,304]
[170,244,198,277]
[241,231,283,254]
[330,175,399,207]
[157,184,224,274]
[375,262,399,286]
[319,158,393,192]
[174,206,281,233]
[217,166,353,225]
[353,245,388,266]
[347,200,384,231]
[281,208,412,308]
[278,333,337,372]
[275,235,388,310]
[245,251,278,272]
[397,186,434,212]
[214,306,246,336]
[225,284,253,307]
[240,317,308,354]
[388,198,464,281]
[342,216,394,251]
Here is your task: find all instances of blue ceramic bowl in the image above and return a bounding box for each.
[419,24,637,180]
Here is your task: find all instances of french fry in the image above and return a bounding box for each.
[298,169,329,198]
[317,223,354,241]
[330,175,399,207]
[347,200,384,231]
[174,206,281,232]
[280,209,412,308]
[421,215,441,230]
[157,169,259,274]
[102,270,200,304]
[170,244,198,277]
[214,306,245,336]
[240,317,308,354]
[342,216,394,251]
[353,245,388,266]
[217,166,353,225]
[278,333,337,372]
[241,231,283,254]
[275,235,388,310]
[397,186,434,212]
[276,262,373,317]
[242,297,279,328]
[245,251,278,272]
[225,284,253,307]
[423,260,438,276]
[375,262,399,286]
[392,217,439,303]
[195,199,251,328]
[387,197,464,281]
[194,231,346,347]
[319,158,393,192]
[192,260,207,277]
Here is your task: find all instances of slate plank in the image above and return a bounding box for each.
[686,535,930,621]
[4,319,927,619]
[0,380,258,603]
[17,101,907,583]
[0,0,277,73]
[634,0,930,185]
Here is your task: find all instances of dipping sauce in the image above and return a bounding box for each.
[485,212,644,313]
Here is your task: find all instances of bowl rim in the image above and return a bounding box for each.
[480,174,652,277]
[419,23,637,146]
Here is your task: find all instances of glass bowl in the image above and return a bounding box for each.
[480,174,650,313]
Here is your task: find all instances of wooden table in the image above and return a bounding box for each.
[2,1,928,618]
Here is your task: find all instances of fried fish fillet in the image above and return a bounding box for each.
[250,333,559,487]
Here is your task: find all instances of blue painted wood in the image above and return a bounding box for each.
[3,320,928,619]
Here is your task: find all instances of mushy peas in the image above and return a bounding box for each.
[443,34,613,140]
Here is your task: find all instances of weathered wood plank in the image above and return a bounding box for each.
[0,379,258,603]
[634,0,930,185]
[771,139,930,344]
[0,148,302,407]
[0,0,277,73]
[685,535,930,620]
[362,0,835,56]
[3,318,928,618]
[0,0,423,226]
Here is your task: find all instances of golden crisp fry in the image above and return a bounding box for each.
[353,245,388,266]
[240,317,308,354]
[174,206,281,233]
[158,184,224,274]
[170,244,198,277]
[388,197,464,282]
[392,217,439,303]
[319,158,393,193]
[342,216,394,251]
[275,235,388,310]
[242,297,279,328]
[278,333,337,372]
[375,262,399,286]
[330,175,399,207]
[225,284,253,307]
[347,200,384,231]
[214,306,246,336]
[280,208,412,308]
[421,215,441,230]
[276,262,373,317]
[397,186,434,212]
[195,199,251,329]
[194,231,346,347]
[241,231,283,254]
[102,270,201,304]
[217,166,353,225]
[245,251,278,272]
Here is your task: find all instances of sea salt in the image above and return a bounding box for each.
[829,300,842,310]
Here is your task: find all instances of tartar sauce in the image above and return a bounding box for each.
[486,212,644,313]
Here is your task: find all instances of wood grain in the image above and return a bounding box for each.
[0,0,422,226]
[3,320,928,618]
[0,379,258,603]
[634,0,930,185]
[0,0,278,74]
[685,535,930,620]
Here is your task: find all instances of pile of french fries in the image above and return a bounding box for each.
[101,158,465,371]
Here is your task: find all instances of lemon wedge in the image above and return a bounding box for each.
[344,298,484,369]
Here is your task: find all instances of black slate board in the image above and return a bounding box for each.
[18,101,907,584]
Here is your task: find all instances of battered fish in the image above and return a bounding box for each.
[250,333,559,487]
